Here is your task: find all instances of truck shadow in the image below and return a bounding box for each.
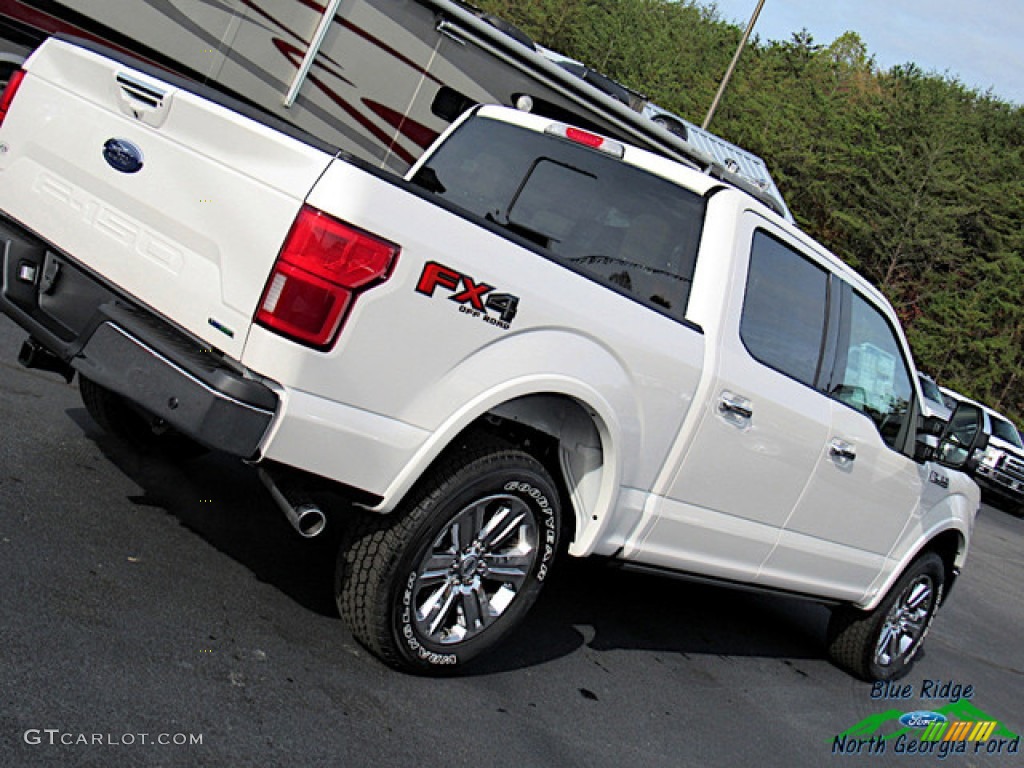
[68,406,343,618]
[70,406,831,674]
[473,558,832,675]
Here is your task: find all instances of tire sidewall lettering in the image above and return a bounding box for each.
[396,470,559,668]
[399,571,458,666]
[503,479,558,580]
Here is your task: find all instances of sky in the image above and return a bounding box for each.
[705,0,1024,105]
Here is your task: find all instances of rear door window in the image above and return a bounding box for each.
[411,115,706,317]
[740,231,830,387]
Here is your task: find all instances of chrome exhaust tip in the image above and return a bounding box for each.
[290,502,326,538]
[258,467,326,538]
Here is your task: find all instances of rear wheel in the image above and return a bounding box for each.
[336,436,560,673]
[827,552,944,681]
[79,376,207,460]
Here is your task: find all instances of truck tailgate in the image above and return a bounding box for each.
[0,38,335,359]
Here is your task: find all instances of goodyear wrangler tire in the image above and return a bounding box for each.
[826,552,945,681]
[335,437,560,674]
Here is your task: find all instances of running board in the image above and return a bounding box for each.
[612,561,844,607]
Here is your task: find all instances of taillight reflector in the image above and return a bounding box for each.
[256,206,399,349]
[0,69,27,128]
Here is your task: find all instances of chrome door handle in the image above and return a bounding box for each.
[719,392,753,420]
[830,439,857,461]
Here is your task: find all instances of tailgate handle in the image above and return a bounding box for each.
[117,73,167,109]
[115,72,173,127]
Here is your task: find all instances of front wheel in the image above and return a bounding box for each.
[336,436,561,673]
[826,552,945,681]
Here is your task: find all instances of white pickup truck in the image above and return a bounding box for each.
[0,38,986,679]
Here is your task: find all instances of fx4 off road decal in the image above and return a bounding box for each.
[415,262,520,330]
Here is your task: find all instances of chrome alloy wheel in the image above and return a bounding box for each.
[411,494,539,645]
[874,575,936,668]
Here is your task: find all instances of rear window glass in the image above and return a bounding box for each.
[411,115,706,317]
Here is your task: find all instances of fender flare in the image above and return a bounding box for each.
[859,520,969,612]
[373,373,628,555]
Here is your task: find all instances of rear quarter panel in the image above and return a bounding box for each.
[241,159,706,534]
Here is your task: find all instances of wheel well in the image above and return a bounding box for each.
[925,529,965,602]
[467,394,608,548]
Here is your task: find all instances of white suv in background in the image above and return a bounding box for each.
[942,388,1024,514]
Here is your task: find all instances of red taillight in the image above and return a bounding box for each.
[256,206,399,348]
[0,69,27,128]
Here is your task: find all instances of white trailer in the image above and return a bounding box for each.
[0,0,790,215]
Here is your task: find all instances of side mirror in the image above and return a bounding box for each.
[935,402,988,469]
[921,415,947,436]
[965,437,990,473]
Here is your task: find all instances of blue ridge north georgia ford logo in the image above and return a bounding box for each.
[102,138,144,174]
[899,711,947,728]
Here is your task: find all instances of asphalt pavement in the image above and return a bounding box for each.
[1,317,1022,768]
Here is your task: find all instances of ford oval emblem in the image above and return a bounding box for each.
[899,711,948,728]
[102,138,144,174]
